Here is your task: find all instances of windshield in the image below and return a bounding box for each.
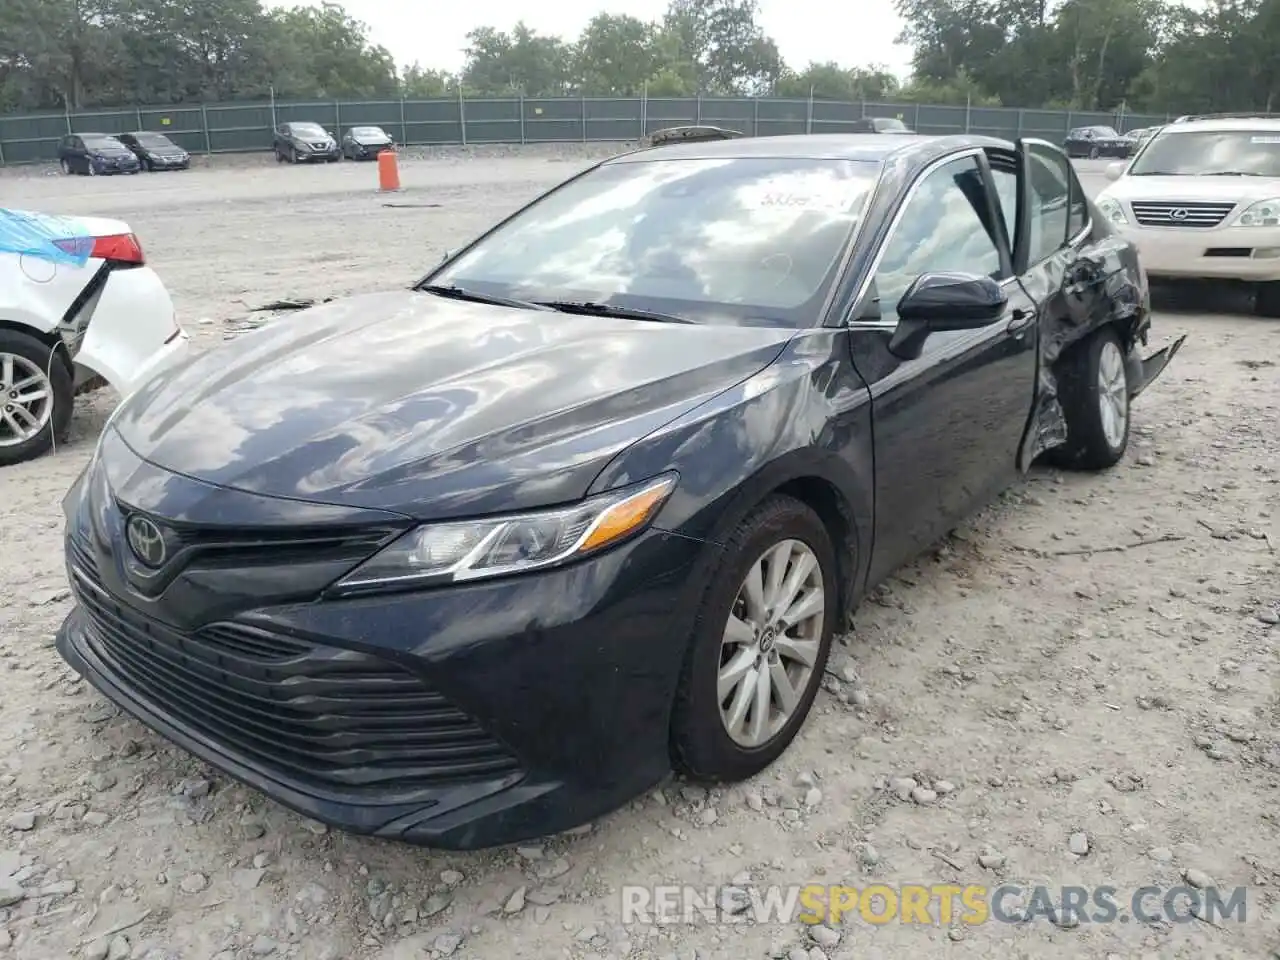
[136,133,175,148]
[874,119,907,132]
[83,136,125,150]
[352,126,387,138]
[427,156,878,326]
[291,123,326,138]
[1129,130,1280,176]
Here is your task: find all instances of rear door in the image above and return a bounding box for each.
[997,138,1102,466]
[846,149,1040,586]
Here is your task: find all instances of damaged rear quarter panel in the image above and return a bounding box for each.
[1017,210,1153,468]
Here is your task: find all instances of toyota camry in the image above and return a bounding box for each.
[55,132,1182,849]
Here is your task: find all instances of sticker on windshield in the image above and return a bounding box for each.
[1251,136,1280,143]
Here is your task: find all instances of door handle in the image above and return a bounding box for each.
[1007,309,1034,336]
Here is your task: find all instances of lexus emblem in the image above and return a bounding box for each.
[126,515,167,568]
[1169,208,1189,221]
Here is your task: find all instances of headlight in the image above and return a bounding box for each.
[331,473,677,593]
[1096,195,1127,225]
[1231,198,1280,227]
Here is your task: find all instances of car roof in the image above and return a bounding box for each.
[1163,117,1280,133]
[605,133,1012,166]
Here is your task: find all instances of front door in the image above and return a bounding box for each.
[846,150,1040,588]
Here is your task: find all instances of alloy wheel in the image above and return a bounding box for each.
[0,353,54,447]
[718,539,825,748]
[1097,339,1128,449]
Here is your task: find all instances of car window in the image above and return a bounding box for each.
[1128,129,1280,176]
[1066,162,1089,237]
[1027,145,1070,263]
[871,154,1003,321]
[431,156,880,326]
[990,164,1017,250]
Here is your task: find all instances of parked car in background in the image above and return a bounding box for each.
[118,131,191,171]
[0,208,190,465]
[1064,125,1130,158]
[1097,115,1280,316]
[648,125,744,147]
[56,134,141,176]
[54,131,1181,849]
[273,122,340,163]
[851,117,914,134]
[341,126,396,160]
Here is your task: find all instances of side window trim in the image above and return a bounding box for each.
[847,148,1009,327]
[849,146,988,327]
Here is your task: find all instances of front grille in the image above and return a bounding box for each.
[1130,201,1236,228]
[67,536,521,797]
[311,142,328,149]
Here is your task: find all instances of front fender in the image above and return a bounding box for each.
[588,329,875,611]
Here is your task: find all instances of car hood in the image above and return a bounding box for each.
[355,136,391,145]
[1107,175,1280,203]
[113,290,794,519]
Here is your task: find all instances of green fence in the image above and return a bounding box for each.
[0,95,1175,166]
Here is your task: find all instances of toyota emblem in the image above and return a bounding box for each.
[126,515,167,568]
[1169,208,1189,221]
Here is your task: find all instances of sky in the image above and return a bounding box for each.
[278,0,914,81]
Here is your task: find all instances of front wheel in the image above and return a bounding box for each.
[1089,146,1100,159]
[0,331,75,467]
[1255,281,1280,318]
[1044,326,1130,471]
[671,495,838,782]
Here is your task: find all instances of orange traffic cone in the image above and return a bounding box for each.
[378,149,401,192]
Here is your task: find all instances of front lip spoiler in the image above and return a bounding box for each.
[1130,334,1187,399]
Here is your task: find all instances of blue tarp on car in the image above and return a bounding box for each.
[0,208,92,266]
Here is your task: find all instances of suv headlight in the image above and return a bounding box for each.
[1096,195,1127,225]
[1231,198,1280,227]
[331,473,677,594]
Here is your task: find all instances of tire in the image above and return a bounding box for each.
[1255,281,1280,318]
[274,148,285,163]
[288,147,298,164]
[1089,146,1100,159]
[671,495,839,782]
[86,163,97,177]
[1044,326,1130,471]
[0,331,75,468]
[59,159,72,175]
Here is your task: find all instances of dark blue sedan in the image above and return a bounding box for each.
[55,131,1181,849]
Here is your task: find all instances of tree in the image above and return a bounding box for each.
[573,14,659,96]
[661,0,783,94]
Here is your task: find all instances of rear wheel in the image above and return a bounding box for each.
[1089,145,1100,159]
[0,331,74,467]
[1044,326,1130,471]
[671,495,838,782]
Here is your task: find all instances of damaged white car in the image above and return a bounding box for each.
[0,209,190,466]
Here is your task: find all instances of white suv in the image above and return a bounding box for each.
[1095,115,1280,316]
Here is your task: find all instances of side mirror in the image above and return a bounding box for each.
[1105,161,1125,181]
[889,272,1008,361]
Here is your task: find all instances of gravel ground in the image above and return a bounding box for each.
[1,146,1278,960]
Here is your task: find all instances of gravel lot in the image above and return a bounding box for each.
[1,145,1278,960]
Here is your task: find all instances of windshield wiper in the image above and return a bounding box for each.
[1198,171,1266,177]
[417,283,552,311]
[535,300,695,324]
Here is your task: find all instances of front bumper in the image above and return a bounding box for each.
[296,148,341,162]
[1114,222,1280,281]
[54,459,707,848]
